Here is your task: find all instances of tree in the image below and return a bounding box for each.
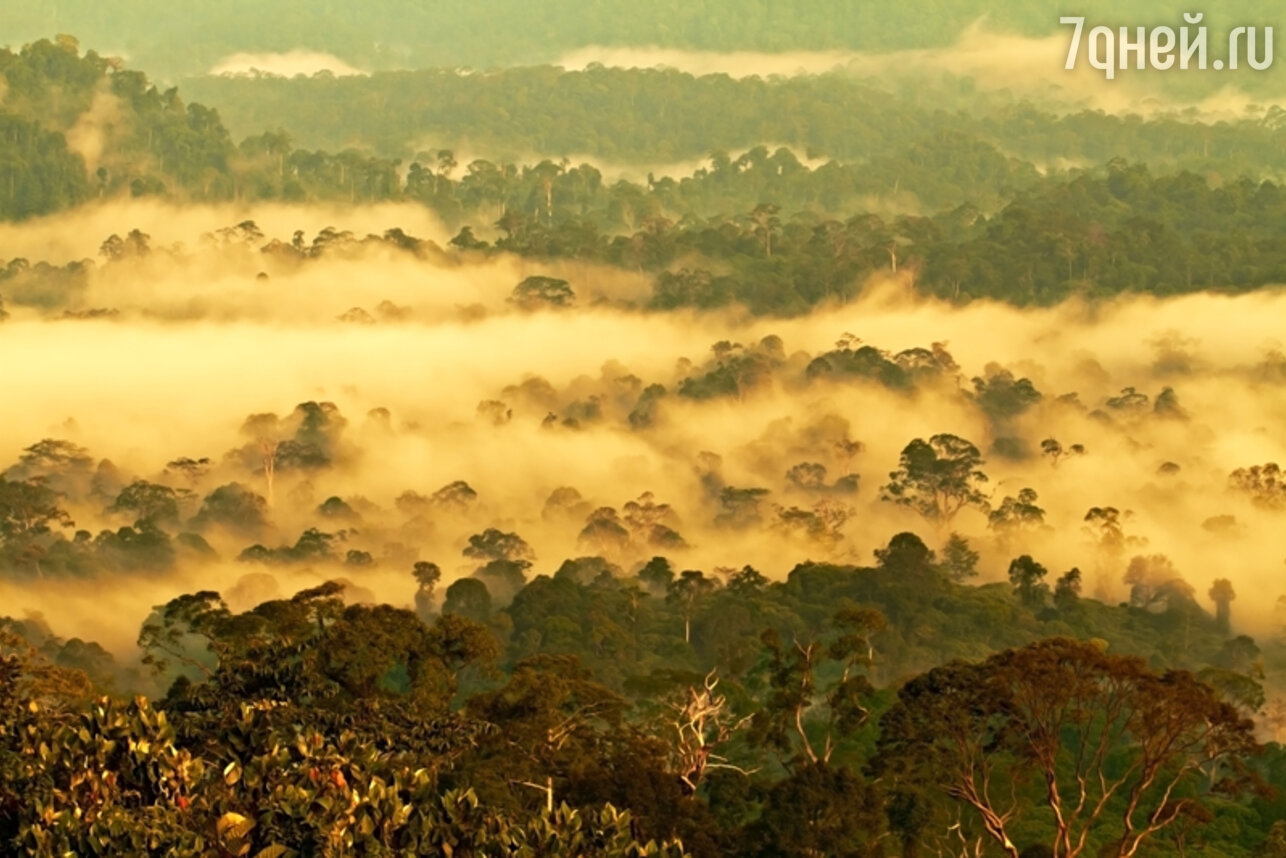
[1209,578,1236,635]
[988,487,1046,547]
[553,556,620,586]
[542,486,590,523]
[970,366,1041,422]
[1123,555,1192,612]
[881,434,989,526]
[1053,568,1082,613]
[1153,386,1186,419]
[1197,666,1265,718]
[431,480,479,512]
[108,480,187,527]
[94,520,177,573]
[873,532,937,574]
[1105,386,1150,415]
[1083,506,1142,567]
[1007,555,1049,608]
[622,492,686,549]
[0,478,74,547]
[638,556,675,594]
[344,549,374,567]
[1228,463,1286,509]
[750,607,884,769]
[315,604,482,703]
[666,570,718,644]
[0,478,75,578]
[785,462,827,491]
[747,203,780,257]
[663,671,753,794]
[741,762,885,857]
[238,527,344,566]
[726,565,768,596]
[510,275,574,310]
[941,532,979,582]
[443,578,492,623]
[413,561,442,619]
[465,653,627,812]
[773,502,851,550]
[463,528,534,568]
[875,638,1260,858]
[7,440,93,495]
[475,559,530,604]
[579,507,634,557]
[1040,438,1085,467]
[714,486,771,528]
[0,626,92,707]
[1214,634,1262,677]
[164,456,211,486]
[189,482,269,537]
[136,590,232,679]
[462,528,533,602]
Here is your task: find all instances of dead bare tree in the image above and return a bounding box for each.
[668,670,755,794]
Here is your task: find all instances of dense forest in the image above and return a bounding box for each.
[4,20,1286,857]
[180,65,1286,170]
[5,0,1286,89]
[8,40,1286,314]
[9,37,1286,218]
[5,369,1286,854]
[5,215,1286,853]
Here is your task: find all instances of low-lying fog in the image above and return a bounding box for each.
[2,204,1284,663]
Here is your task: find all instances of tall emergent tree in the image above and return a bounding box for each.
[1209,578,1236,636]
[881,434,989,526]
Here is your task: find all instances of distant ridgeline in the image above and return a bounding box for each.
[5,0,1286,80]
[7,37,1286,309]
[179,63,1286,171]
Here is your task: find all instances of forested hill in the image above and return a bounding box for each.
[9,38,1286,311]
[0,38,235,218]
[5,36,1286,219]
[180,64,1286,170]
[6,0,1286,80]
[0,1,1191,78]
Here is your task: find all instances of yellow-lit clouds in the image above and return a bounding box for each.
[209,50,368,78]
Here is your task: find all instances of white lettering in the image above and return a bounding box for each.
[1088,26,1117,79]
[1061,17,1086,69]
[1149,26,1176,70]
